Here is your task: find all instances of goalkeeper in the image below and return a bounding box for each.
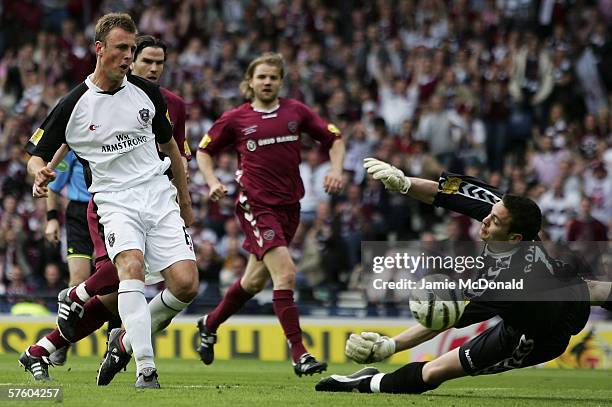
[316,158,612,394]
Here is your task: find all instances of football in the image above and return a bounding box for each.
[409,275,466,330]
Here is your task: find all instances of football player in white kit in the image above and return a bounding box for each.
[26,13,197,389]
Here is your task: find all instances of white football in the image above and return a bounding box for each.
[409,275,466,330]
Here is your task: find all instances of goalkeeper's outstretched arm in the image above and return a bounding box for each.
[363,157,437,204]
[345,324,446,363]
[392,324,442,352]
[404,177,438,204]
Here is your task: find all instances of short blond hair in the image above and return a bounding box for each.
[239,53,285,100]
[94,13,137,44]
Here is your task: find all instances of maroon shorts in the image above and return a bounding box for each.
[235,192,300,261]
[87,197,109,262]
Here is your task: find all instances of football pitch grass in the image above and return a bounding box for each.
[0,354,610,406]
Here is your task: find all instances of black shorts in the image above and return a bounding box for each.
[66,201,94,259]
[457,298,590,376]
[458,319,572,376]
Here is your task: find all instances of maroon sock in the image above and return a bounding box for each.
[72,296,115,342]
[28,330,68,357]
[27,345,50,357]
[206,279,254,332]
[68,287,84,305]
[272,289,308,362]
[69,258,119,304]
[47,330,68,349]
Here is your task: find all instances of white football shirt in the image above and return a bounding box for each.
[28,74,173,193]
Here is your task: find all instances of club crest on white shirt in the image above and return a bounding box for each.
[137,108,150,128]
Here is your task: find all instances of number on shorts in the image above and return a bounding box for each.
[182,227,192,246]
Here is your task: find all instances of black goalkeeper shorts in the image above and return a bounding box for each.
[458,319,571,376]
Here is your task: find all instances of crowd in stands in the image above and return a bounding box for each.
[0,0,610,315]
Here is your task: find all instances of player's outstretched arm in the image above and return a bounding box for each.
[159,138,194,226]
[196,150,227,202]
[392,324,443,352]
[363,157,437,204]
[345,324,442,364]
[323,138,345,194]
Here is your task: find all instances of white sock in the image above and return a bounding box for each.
[121,289,191,353]
[74,283,91,303]
[35,337,56,354]
[370,373,385,393]
[149,289,191,335]
[118,279,154,374]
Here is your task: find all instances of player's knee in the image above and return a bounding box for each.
[184,277,199,301]
[242,274,267,293]
[116,256,145,281]
[172,272,199,301]
[422,358,463,386]
[275,267,296,289]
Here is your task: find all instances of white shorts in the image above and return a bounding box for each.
[93,175,195,285]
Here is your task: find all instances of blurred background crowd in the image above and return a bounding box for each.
[0,0,610,317]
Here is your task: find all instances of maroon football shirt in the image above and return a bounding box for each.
[199,98,341,206]
[161,87,191,160]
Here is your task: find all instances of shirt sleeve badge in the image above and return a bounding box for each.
[441,176,462,194]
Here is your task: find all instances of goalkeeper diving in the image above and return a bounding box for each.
[315,157,612,394]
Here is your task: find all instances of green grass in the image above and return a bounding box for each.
[1,354,610,406]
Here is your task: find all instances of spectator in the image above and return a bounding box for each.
[219,253,246,295]
[67,31,95,84]
[416,95,456,168]
[370,47,418,134]
[5,264,34,303]
[539,177,580,242]
[509,31,554,122]
[2,146,27,197]
[342,122,372,184]
[195,240,224,304]
[37,262,66,309]
[568,196,608,241]
[299,147,331,225]
[583,161,612,224]
[530,133,568,185]
[217,218,245,258]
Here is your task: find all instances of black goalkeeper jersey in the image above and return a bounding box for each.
[433,172,590,335]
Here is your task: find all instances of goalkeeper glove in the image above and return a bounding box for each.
[363,157,411,194]
[345,331,396,363]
